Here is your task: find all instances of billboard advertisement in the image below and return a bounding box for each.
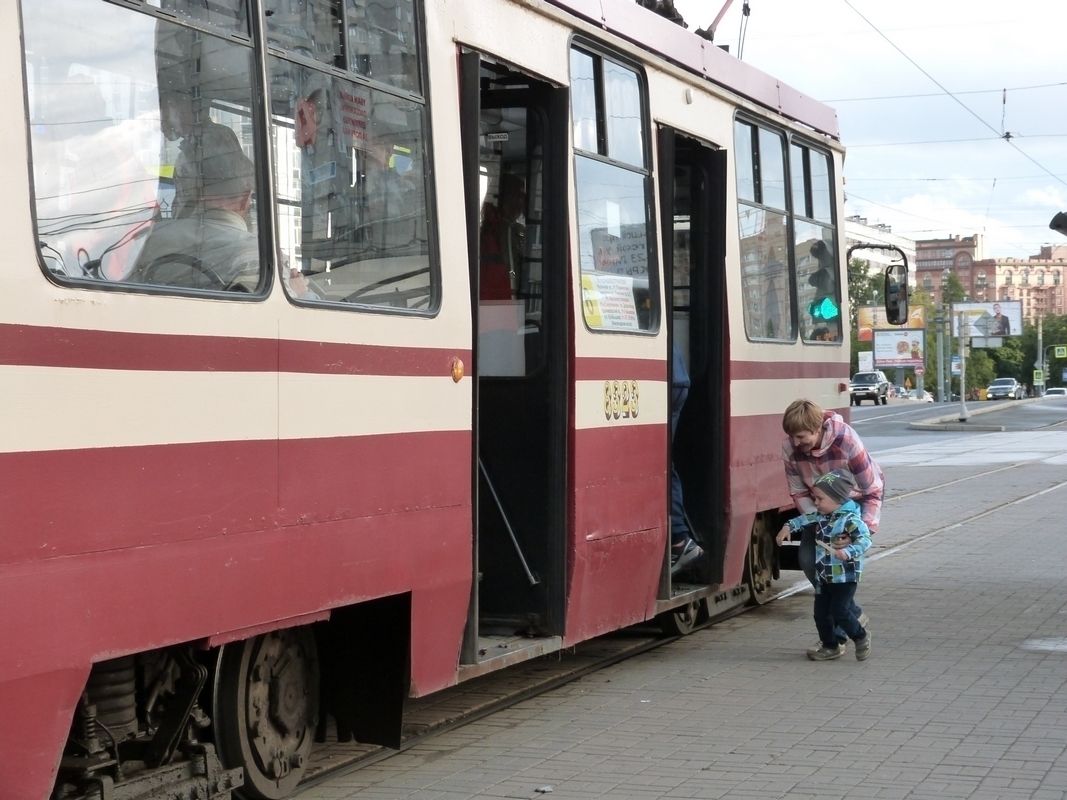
[874,329,924,368]
[951,301,1022,337]
[857,305,925,341]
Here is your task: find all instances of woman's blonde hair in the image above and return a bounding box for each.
[781,399,824,435]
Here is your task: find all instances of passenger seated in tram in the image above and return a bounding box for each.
[128,124,262,292]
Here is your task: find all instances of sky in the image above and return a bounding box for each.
[670,0,1067,258]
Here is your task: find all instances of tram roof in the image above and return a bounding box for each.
[547,0,841,141]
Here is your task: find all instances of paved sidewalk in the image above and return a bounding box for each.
[299,461,1067,800]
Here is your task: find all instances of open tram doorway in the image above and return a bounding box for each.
[459,53,569,666]
[659,128,728,594]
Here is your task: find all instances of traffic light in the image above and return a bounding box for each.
[808,295,840,320]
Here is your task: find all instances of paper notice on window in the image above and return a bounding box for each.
[582,273,640,331]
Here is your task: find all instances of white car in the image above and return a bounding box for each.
[1044,387,1066,397]
[908,389,934,402]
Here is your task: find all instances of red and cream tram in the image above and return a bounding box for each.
[0,1,897,798]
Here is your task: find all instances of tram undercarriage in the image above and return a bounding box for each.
[52,597,409,800]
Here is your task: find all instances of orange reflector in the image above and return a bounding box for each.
[451,357,464,383]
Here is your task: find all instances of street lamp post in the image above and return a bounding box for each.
[958,310,970,421]
[935,312,946,402]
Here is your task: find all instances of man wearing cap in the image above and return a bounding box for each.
[129,124,262,292]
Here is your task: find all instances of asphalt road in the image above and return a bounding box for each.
[849,393,1067,452]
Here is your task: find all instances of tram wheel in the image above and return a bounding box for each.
[657,598,704,636]
[745,515,776,606]
[213,627,320,799]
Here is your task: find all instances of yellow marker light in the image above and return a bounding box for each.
[451,357,465,383]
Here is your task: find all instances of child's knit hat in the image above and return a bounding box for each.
[814,469,856,505]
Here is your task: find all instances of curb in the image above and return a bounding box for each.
[908,396,1042,432]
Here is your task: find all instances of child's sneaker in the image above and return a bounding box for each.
[855,632,872,661]
[807,643,845,661]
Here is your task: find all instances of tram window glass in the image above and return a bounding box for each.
[147,0,249,36]
[734,121,756,203]
[571,47,657,333]
[790,143,832,224]
[791,142,839,343]
[795,221,839,342]
[23,0,266,294]
[758,128,787,211]
[735,119,794,341]
[570,50,598,153]
[265,0,421,95]
[603,62,644,168]
[269,61,432,310]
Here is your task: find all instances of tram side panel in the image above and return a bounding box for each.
[568,365,669,640]
[0,9,475,800]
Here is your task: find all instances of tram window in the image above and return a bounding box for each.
[265,0,421,94]
[734,121,756,203]
[791,142,840,343]
[790,144,832,224]
[735,119,794,341]
[571,47,656,333]
[757,128,786,211]
[270,59,433,310]
[796,222,840,343]
[603,62,644,168]
[23,1,266,294]
[738,208,793,340]
[570,51,598,153]
[147,0,249,36]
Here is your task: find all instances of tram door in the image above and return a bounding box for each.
[459,53,568,660]
[659,128,728,584]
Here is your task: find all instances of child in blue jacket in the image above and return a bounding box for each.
[782,469,872,661]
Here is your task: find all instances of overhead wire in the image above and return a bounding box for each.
[841,0,1067,190]
[825,80,1067,103]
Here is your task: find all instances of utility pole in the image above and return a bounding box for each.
[958,311,970,421]
[935,311,946,402]
[1035,316,1044,396]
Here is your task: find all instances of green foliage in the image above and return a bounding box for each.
[965,349,994,392]
[942,272,967,303]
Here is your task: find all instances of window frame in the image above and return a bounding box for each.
[22,0,440,316]
[23,0,271,301]
[733,112,842,346]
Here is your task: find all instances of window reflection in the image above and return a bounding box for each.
[603,62,644,168]
[265,0,421,93]
[24,1,263,292]
[795,221,839,342]
[270,59,431,308]
[575,158,653,331]
[738,208,792,340]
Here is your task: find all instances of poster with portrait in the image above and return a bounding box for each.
[874,329,924,368]
[950,301,1022,338]
[857,305,925,342]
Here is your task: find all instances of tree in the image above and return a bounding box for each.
[846,258,879,373]
[942,272,967,304]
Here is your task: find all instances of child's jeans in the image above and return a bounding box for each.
[814,582,866,648]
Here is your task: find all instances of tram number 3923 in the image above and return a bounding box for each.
[603,380,640,421]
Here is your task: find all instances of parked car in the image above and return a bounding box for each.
[1044,387,1066,397]
[986,377,1024,400]
[909,389,934,403]
[850,371,890,406]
